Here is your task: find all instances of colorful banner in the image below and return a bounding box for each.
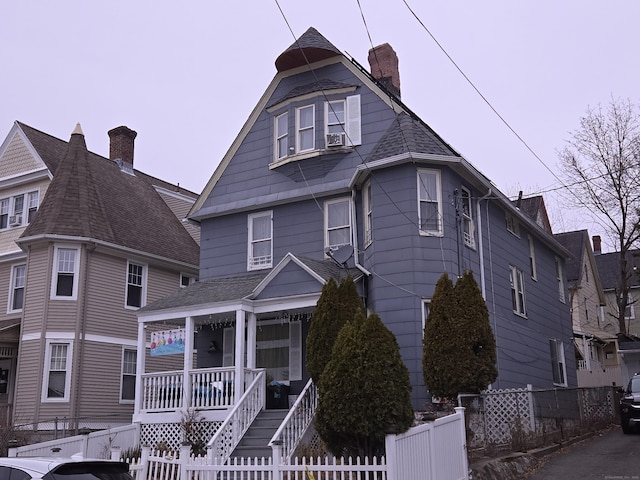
[150,328,185,356]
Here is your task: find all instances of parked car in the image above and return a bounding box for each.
[0,455,132,480]
[619,373,640,434]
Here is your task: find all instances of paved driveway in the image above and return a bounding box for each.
[525,426,640,479]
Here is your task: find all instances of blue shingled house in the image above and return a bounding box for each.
[132,28,575,450]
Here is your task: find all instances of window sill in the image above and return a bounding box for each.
[269,146,353,170]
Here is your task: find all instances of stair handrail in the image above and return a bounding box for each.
[269,378,318,462]
[206,369,266,464]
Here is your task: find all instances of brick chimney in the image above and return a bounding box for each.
[592,235,601,255]
[108,126,137,166]
[368,43,401,98]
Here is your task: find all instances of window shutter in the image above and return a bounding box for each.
[222,328,235,367]
[289,321,302,381]
[346,95,361,146]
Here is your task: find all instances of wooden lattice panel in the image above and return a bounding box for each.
[140,421,221,451]
[483,387,534,445]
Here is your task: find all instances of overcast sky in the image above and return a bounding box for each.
[2,1,639,251]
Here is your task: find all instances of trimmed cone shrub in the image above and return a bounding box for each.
[315,311,413,458]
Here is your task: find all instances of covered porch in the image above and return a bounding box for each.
[133,254,352,426]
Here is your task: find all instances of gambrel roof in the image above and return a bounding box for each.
[15,122,199,267]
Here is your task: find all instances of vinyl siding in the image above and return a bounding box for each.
[0,132,44,178]
[21,246,51,335]
[157,190,200,245]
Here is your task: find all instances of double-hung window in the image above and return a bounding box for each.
[51,246,79,299]
[549,338,567,386]
[296,105,315,153]
[325,198,351,253]
[461,187,474,247]
[126,262,146,309]
[556,257,565,303]
[528,235,537,280]
[121,348,136,402]
[0,191,38,228]
[363,181,372,246]
[180,274,197,288]
[27,191,39,223]
[625,294,635,320]
[509,265,526,316]
[43,341,72,401]
[9,264,25,312]
[248,211,273,270]
[275,113,289,160]
[506,213,520,236]
[418,169,442,235]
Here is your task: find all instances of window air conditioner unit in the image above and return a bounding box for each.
[326,133,345,147]
[9,215,22,226]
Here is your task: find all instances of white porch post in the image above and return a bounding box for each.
[134,321,146,416]
[235,309,246,398]
[246,312,256,369]
[183,316,194,408]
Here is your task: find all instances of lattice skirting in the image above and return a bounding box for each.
[140,421,222,451]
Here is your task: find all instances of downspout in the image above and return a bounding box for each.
[476,189,492,300]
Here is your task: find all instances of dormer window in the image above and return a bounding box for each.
[270,92,361,166]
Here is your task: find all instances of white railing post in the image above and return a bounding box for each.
[272,442,282,479]
[179,444,191,480]
[140,446,150,480]
[110,447,121,461]
[454,407,469,479]
[384,433,397,480]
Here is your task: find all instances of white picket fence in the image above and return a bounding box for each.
[115,407,468,480]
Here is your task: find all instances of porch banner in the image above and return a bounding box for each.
[150,328,185,356]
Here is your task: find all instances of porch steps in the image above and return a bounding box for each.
[230,409,288,459]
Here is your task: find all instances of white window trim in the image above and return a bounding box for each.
[274,112,289,160]
[556,257,565,303]
[510,265,527,317]
[247,211,273,271]
[625,293,635,320]
[363,181,372,247]
[50,245,81,300]
[41,339,73,403]
[417,169,443,236]
[0,189,39,230]
[422,299,431,337]
[325,99,346,146]
[120,347,136,404]
[125,261,148,310]
[461,186,475,248]
[506,212,520,237]
[295,104,315,153]
[528,235,537,280]
[180,273,197,288]
[550,338,568,387]
[7,263,25,314]
[324,197,352,253]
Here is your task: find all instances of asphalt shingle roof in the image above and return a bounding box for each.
[275,27,342,72]
[19,123,199,266]
[368,112,459,161]
[554,230,587,285]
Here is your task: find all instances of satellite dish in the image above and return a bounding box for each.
[329,245,354,266]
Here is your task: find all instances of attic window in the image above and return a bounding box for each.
[115,158,135,176]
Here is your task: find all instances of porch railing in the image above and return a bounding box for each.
[140,367,236,412]
[269,378,317,461]
[207,370,266,463]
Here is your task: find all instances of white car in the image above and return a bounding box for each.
[0,455,133,480]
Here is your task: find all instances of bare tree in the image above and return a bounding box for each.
[559,97,640,334]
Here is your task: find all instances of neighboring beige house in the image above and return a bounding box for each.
[0,121,199,432]
[555,230,622,388]
[593,236,640,386]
